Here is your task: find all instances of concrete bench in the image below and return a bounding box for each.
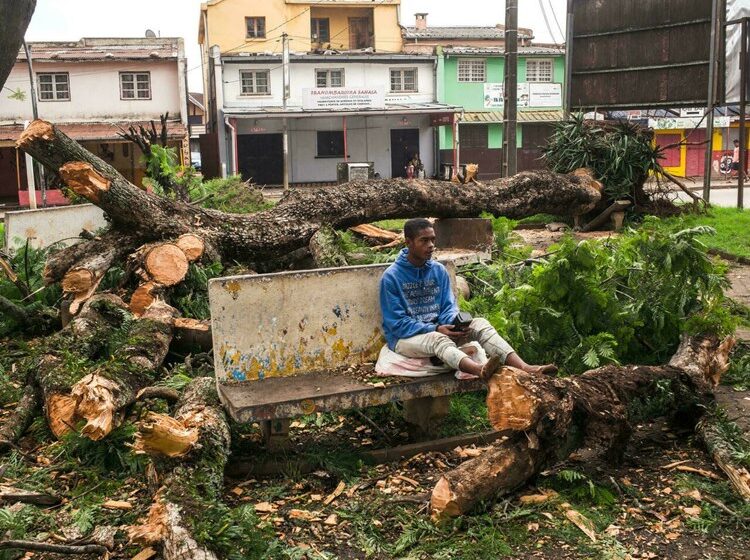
[209,261,483,445]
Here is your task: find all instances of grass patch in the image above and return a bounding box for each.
[372,219,406,232]
[658,207,750,259]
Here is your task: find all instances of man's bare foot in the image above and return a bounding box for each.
[524,364,558,376]
[479,355,503,382]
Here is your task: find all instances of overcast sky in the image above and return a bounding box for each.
[25,0,568,93]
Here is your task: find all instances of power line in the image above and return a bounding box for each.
[537,0,562,45]
[546,0,566,42]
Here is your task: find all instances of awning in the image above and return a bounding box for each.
[224,103,460,120]
[461,110,565,123]
[0,120,188,145]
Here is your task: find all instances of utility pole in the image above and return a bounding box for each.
[739,18,748,210]
[503,0,518,177]
[563,0,574,117]
[282,33,290,190]
[23,40,43,208]
[703,0,720,203]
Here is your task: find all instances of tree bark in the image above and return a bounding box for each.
[0,385,40,448]
[696,414,750,502]
[430,335,734,520]
[19,120,602,271]
[130,377,229,560]
[0,1,36,89]
[71,300,178,440]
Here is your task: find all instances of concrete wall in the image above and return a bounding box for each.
[4,204,107,252]
[234,113,435,181]
[0,61,183,122]
[222,60,435,109]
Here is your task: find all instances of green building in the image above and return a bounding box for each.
[437,46,565,179]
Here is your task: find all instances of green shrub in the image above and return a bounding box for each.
[195,175,274,214]
[461,219,735,374]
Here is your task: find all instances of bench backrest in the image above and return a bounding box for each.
[209,262,456,385]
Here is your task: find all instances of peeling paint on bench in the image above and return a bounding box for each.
[4,204,107,252]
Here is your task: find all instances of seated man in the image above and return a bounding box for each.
[379,218,557,380]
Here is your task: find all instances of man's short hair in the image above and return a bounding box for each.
[404,218,433,239]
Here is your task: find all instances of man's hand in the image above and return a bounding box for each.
[437,324,464,339]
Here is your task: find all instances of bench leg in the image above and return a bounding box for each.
[403,396,451,439]
[261,418,291,451]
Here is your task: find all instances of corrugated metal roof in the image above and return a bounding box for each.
[403,26,533,40]
[462,110,565,123]
[17,38,181,62]
[0,120,187,143]
[443,46,565,56]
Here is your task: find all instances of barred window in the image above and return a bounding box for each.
[315,69,344,88]
[240,70,270,95]
[38,73,69,101]
[246,17,266,39]
[390,68,417,92]
[457,59,486,82]
[120,72,151,100]
[459,124,488,149]
[526,59,553,82]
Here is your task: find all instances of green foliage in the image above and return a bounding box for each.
[554,470,617,507]
[461,220,735,374]
[190,504,277,560]
[543,114,665,201]
[724,343,750,391]
[0,505,44,556]
[59,423,147,474]
[0,243,61,335]
[171,262,225,319]
[195,175,275,214]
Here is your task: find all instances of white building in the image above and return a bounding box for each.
[207,50,457,184]
[0,37,188,207]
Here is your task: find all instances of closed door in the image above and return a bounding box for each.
[349,18,372,49]
[237,134,283,185]
[390,129,420,178]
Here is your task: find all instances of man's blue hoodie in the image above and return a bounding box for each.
[380,248,458,350]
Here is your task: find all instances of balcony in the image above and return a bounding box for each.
[310,7,374,50]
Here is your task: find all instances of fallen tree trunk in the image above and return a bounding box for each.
[19,120,602,274]
[71,300,178,440]
[130,377,230,560]
[430,335,734,520]
[696,414,750,502]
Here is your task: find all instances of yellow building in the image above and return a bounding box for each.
[198,0,458,184]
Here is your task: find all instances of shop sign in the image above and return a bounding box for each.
[484,84,504,108]
[648,116,731,130]
[303,87,386,110]
[528,83,562,107]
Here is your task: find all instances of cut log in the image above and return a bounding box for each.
[133,243,190,287]
[35,294,130,439]
[70,299,178,440]
[430,335,734,520]
[174,234,205,263]
[19,121,602,271]
[130,378,229,560]
[696,415,750,502]
[349,224,401,244]
[130,282,162,318]
[0,385,40,448]
[44,230,138,286]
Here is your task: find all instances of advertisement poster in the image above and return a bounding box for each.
[528,82,561,107]
[483,83,503,108]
